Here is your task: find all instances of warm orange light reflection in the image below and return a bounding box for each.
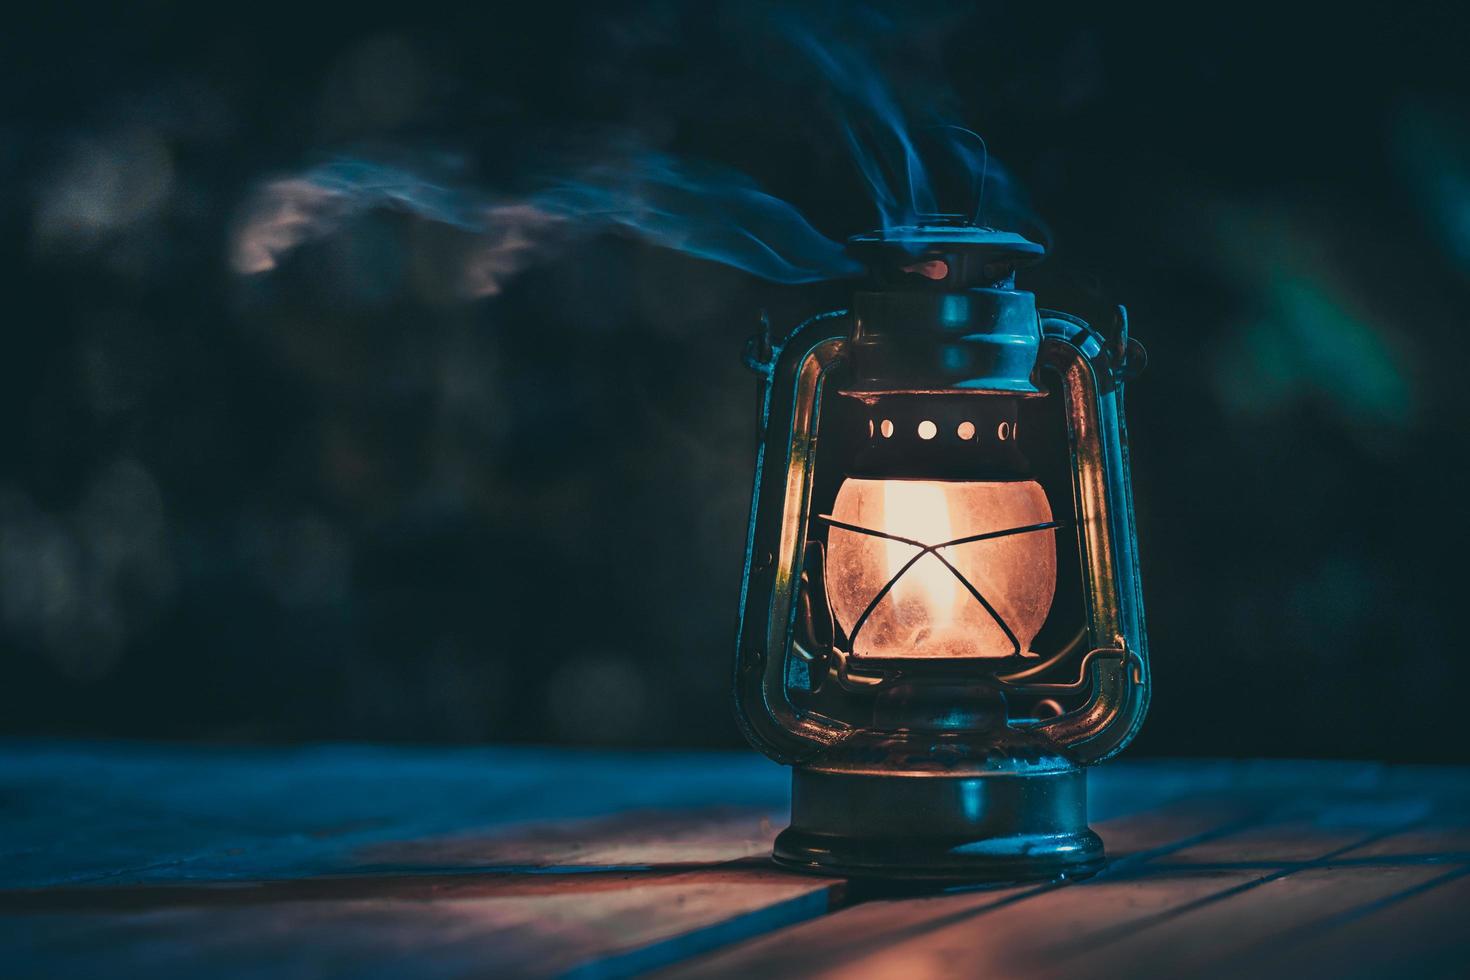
[827,478,1056,659]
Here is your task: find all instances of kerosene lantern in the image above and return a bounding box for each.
[733,217,1149,881]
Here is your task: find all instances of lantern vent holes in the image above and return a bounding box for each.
[847,395,1030,481]
[866,417,1009,444]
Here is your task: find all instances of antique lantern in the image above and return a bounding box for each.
[733,217,1149,881]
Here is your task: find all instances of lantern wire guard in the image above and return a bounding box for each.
[812,514,1064,659]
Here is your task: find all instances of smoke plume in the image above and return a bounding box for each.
[233,13,1043,295]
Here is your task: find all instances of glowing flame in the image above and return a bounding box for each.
[882,481,958,626]
[828,478,1056,659]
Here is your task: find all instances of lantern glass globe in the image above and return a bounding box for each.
[826,478,1057,659]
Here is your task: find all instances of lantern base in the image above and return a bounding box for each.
[773,767,1102,883]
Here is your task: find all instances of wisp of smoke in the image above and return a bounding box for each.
[233,153,862,295]
[786,23,937,230]
[233,161,480,276]
[785,20,1044,241]
[537,155,861,285]
[233,16,1045,294]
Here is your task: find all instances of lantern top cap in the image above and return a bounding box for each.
[847,217,1045,289]
[847,217,1044,256]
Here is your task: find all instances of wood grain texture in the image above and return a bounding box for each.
[665,766,1470,980]
[0,740,839,978]
[2,741,1468,979]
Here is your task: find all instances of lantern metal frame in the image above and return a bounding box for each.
[732,236,1150,881]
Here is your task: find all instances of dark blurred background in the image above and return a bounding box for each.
[2,2,1467,761]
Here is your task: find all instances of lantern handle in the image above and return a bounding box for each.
[937,125,989,227]
[1022,314,1151,764]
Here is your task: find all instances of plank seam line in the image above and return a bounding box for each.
[1219,860,1470,972]
[651,812,1278,977]
[1051,819,1427,960]
[557,878,838,980]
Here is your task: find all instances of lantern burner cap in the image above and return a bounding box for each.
[848,216,1045,290]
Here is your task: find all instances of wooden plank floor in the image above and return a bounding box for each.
[1,742,1466,978]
